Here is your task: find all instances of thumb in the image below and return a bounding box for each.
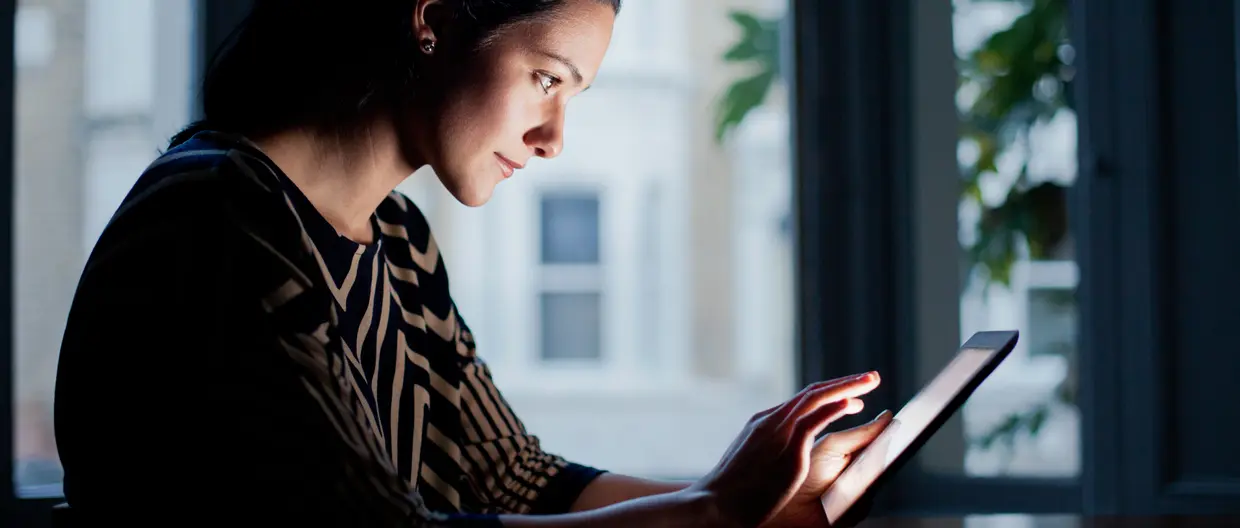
[815,410,893,457]
[807,411,894,484]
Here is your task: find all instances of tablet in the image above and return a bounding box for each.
[819,330,1020,524]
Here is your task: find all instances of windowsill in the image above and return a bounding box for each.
[17,482,63,500]
[497,373,787,404]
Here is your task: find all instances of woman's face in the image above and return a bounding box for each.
[408,0,615,207]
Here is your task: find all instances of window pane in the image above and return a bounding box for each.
[540,292,603,361]
[946,0,1081,478]
[540,194,601,264]
[13,0,195,495]
[400,0,796,478]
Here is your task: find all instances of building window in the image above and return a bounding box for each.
[540,292,602,360]
[13,0,196,495]
[538,193,603,361]
[540,195,600,264]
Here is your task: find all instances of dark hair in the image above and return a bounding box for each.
[169,0,621,149]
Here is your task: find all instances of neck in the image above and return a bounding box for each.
[255,119,421,244]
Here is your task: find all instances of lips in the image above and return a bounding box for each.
[496,153,524,179]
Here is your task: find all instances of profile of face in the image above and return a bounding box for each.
[405,0,616,207]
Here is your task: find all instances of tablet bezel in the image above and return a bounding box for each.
[819,330,1020,525]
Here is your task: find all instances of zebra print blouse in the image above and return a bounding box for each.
[53,131,603,526]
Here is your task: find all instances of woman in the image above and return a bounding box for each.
[52,0,893,526]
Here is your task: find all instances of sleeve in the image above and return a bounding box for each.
[52,165,500,527]
[454,312,607,515]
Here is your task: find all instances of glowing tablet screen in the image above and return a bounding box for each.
[820,345,1001,524]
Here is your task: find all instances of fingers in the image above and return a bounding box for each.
[817,409,894,455]
[773,372,879,421]
[793,397,866,443]
[751,401,783,421]
[778,372,880,429]
[807,410,894,483]
[773,371,872,416]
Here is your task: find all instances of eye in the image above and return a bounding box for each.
[535,71,561,93]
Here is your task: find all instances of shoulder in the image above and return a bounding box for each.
[374,191,478,352]
[111,132,289,227]
[85,132,312,292]
[374,190,447,282]
[375,190,434,253]
[106,132,298,243]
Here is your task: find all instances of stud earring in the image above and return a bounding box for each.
[421,39,436,54]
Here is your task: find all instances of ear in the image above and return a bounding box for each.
[412,0,449,53]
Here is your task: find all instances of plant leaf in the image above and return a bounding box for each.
[715,69,775,142]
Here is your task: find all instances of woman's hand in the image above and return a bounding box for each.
[685,372,882,528]
[762,409,894,527]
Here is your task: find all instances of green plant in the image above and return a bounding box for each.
[954,0,1076,460]
[714,11,782,142]
[714,0,1077,464]
[959,0,1072,286]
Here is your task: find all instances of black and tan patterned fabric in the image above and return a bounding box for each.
[53,131,603,526]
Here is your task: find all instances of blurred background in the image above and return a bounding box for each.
[4,0,1238,526]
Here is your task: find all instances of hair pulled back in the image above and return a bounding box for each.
[169,0,621,149]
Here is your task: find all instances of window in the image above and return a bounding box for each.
[952,0,1080,479]
[960,262,1080,477]
[540,194,601,264]
[790,0,1085,515]
[12,0,196,497]
[538,193,603,362]
[540,293,603,361]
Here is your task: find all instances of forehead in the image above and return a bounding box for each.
[488,1,615,80]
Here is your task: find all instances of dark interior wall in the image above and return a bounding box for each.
[1073,0,1240,514]
[1163,0,1240,495]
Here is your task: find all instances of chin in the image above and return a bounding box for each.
[437,173,496,208]
[455,189,494,208]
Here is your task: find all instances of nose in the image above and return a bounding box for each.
[524,105,565,159]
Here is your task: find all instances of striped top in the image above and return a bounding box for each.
[53,131,603,526]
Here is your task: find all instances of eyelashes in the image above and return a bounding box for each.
[536,71,562,93]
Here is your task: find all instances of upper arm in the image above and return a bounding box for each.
[456,324,606,515]
[383,193,608,516]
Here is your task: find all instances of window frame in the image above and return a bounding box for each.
[0,0,21,520]
[0,1,250,525]
[1078,0,1240,514]
[0,0,69,521]
[789,0,1085,516]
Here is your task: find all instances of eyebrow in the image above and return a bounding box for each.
[534,49,589,90]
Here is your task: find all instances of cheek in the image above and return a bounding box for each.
[495,87,537,144]
[432,97,492,169]
[443,77,534,162]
